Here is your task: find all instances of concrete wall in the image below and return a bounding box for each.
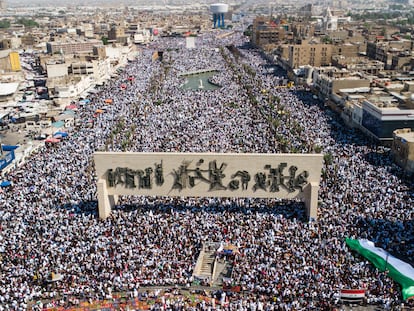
[332,79,370,94]
[47,63,69,78]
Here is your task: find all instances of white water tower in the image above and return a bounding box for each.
[210,3,229,29]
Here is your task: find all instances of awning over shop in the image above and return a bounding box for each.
[0,180,12,187]
[65,104,77,110]
[51,120,65,128]
[62,110,75,116]
[217,242,240,255]
[53,131,68,138]
[55,114,74,121]
[45,137,60,143]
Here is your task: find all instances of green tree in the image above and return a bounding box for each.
[243,30,252,37]
[313,145,323,153]
[0,19,10,28]
[322,35,332,44]
[16,18,39,28]
[101,36,109,45]
[324,153,333,165]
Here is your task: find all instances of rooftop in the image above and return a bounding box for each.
[395,129,414,143]
[0,82,19,96]
[339,87,371,93]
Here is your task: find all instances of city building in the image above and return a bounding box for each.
[46,62,68,78]
[291,22,315,40]
[391,52,413,71]
[366,39,413,69]
[133,29,152,44]
[108,25,128,45]
[93,45,107,60]
[251,16,289,47]
[0,50,21,72]
[312,66,370,99]
[287,42,333,69]
[324,8,338,32]
[0,82,19,103]
[0,39,11,50]
[335,87,369,127]
[76,24,95,39]
[70,59,111,82]
[46,39,102,55]
[50,75,94,98]
[298,3,314,17]
[20,34,40,48]
[332,42,365,58]
[333,86,414,142]
[392,128,414,174]
[70,62,94,75]
[361,94,414,141]
[332,56,384,75]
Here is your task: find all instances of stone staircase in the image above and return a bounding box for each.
[199,252,215,278]
[193,242,219,282]
[193,242,236,287]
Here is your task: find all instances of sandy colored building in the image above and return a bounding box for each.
[0,50,21,72]
[277,42,333,70]
[332,42,364,58]
[366,39,413,69]
[312,67,371,99]
[46,39,102,55]
[392,128,414,174]
[251,16,290,47]
[108,25,128,45]
[332,56,384,75]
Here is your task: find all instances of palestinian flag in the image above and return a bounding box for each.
[346,238,414,300]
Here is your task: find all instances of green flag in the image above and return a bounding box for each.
[346,238,414,300]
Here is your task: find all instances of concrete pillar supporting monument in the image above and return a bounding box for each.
[97,179,114,219]
[304,181,319,221]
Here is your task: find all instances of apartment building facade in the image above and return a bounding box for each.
[46,39,102,55]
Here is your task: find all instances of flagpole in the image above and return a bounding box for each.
[384,252,389,273]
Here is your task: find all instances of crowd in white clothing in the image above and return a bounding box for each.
[0,31,412,310]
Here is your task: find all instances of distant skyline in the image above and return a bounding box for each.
[4,0,239,7]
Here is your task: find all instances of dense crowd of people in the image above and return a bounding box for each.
[0,30,413,310]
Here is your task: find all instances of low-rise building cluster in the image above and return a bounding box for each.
[252,7,414,174]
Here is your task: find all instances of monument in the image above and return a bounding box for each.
[94,152,324,221]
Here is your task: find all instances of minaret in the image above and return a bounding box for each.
[326,7,332,21]
[0,0,6,10]
[325,7,337,32]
